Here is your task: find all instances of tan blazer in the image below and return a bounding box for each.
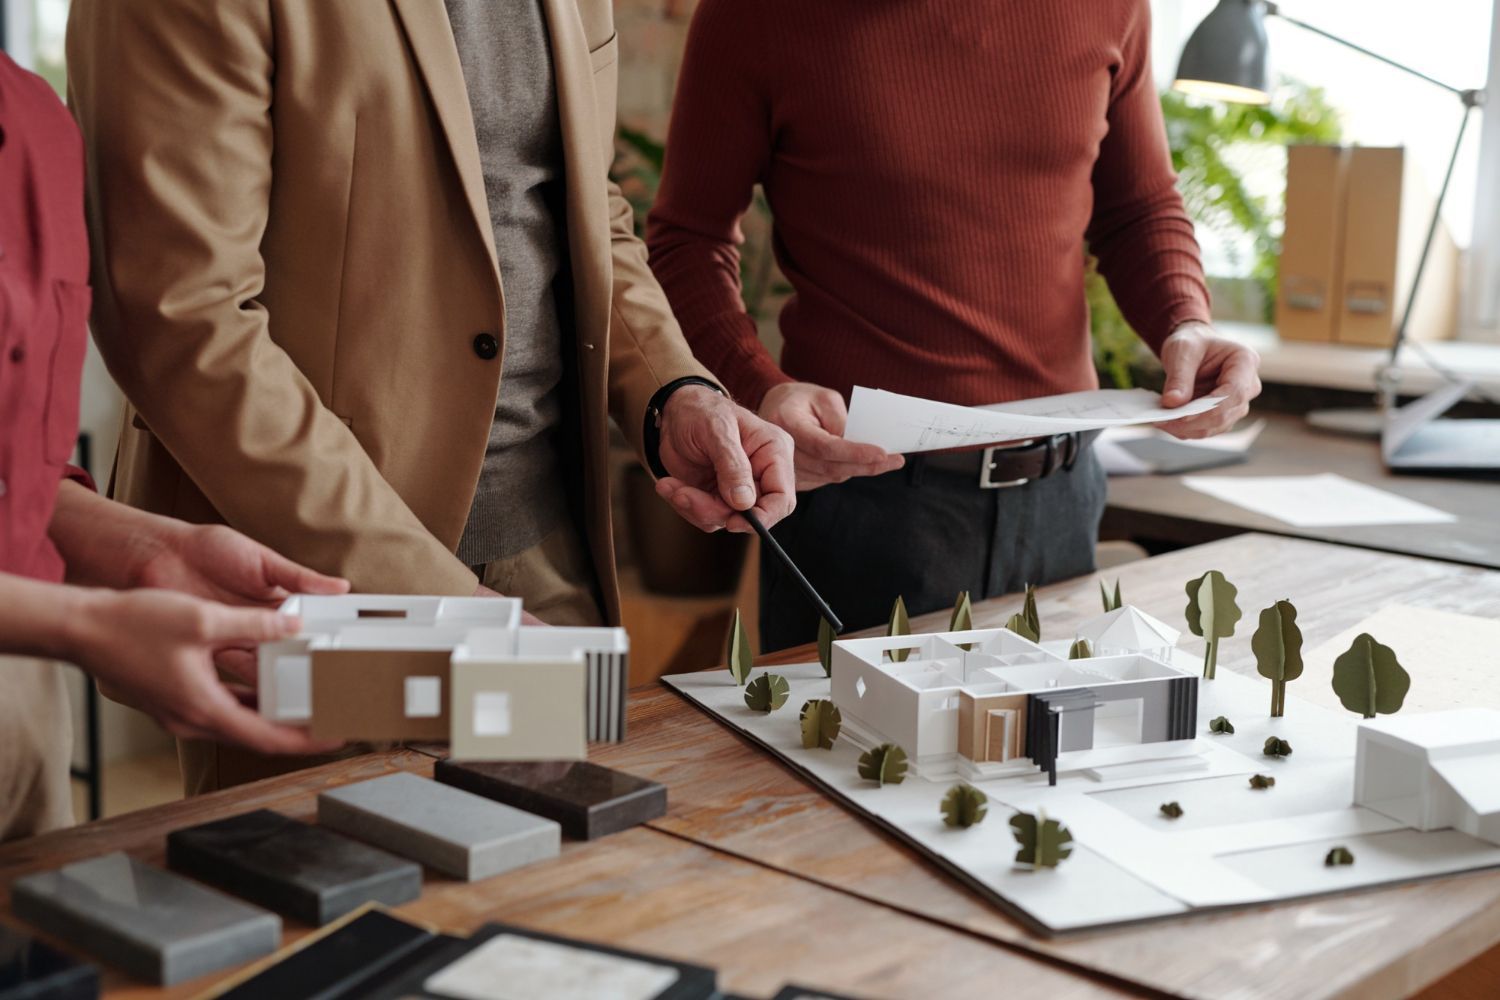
[66,0,712,622]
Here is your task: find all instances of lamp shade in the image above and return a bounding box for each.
[1174,0,1272,104]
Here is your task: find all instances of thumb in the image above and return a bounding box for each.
[710,419,757,511]
[1161,333,1206,407]
[203,605,302,645]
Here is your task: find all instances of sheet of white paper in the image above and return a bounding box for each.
[844,387,1223,454]
[1180,473,1456,527]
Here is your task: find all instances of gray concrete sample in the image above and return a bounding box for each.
[10,853,279,986]
[434,760,667,840]
[318,773,559,881]
[166,809,422,926]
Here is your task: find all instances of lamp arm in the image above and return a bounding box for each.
[1261,1,1472,99]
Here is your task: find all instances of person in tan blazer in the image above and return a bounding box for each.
[66,0,794,794]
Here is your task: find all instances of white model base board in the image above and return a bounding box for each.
[663,649,1500,934]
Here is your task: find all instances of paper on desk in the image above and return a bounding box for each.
[1096,419,1266,476]
[1180,473,1456,527]
[843,387,1223,454]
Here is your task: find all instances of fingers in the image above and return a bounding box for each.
[656,477,737,533]
[1160,331,1208,407]
[743,418,797,527]
[193,695,344,756]
[260,548,351,598]
[705,415,758,512]
[201,605,301,645]
[785,405,893,466]
[1160,350,1261,439]
[792,453,905,490]
[213,647,260,685]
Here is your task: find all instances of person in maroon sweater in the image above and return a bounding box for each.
[648,0,1261,649]
[0,53,345,841]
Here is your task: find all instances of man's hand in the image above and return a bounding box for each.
[135,522,350,607]
[654,385,796,533]
[759,382,904,491]
[1156,323,1262,439]
[66,589,343,756]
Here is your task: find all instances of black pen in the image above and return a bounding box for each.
[741,509,843,634]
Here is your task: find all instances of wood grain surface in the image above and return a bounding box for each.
[588,533,1500,1000]
[1102,412,1500,569]
[0,751,1129,999]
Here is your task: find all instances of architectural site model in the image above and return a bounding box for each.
[666,579,1500,934]
[256,594,629,760]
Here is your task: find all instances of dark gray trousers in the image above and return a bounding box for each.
[759,449,1107,652]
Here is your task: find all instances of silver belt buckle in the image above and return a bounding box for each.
[979,444,1029,490]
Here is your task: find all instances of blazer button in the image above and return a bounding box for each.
[472,333,499,360]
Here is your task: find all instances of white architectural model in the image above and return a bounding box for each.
[830,607,1198,782]
[258,595,628,759]
[1354,708,1500,846]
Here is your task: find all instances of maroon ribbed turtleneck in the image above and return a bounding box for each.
[647,0,1213,410]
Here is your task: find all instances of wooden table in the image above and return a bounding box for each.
[1103,411,1500,569]
[4,534,1498,999]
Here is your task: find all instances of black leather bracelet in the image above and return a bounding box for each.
[642,376,726,479]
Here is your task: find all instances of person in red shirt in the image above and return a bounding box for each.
[0,53,346,841]
[648,0,1261,649]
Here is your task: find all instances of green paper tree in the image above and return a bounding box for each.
[1252,600,1304,717]
[1325,846,1355,867]
[1331,633,1411,719]
[817,617,837,678]
[1160,801,1184,819]
[949,591,973,633]
[857,743,909,786]
[1101,578,1123,613]
[1185,570,1242,680]
[1010,811,1073,868]
[744,673,790,713]
[1208,715,1235,735]
[940,784,988,829]
[1263,736,1292,758]
[1022,583,1041,640]
[887,596,912,663]
[727,608,753,686]
[799,699,842,749]
[1068,638,1093,660]
[1005,612,1039,643]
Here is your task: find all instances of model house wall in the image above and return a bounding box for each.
[828,608,1198,781]
[257,596,630,758]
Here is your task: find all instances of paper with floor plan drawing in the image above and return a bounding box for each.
[843,387,1224,454]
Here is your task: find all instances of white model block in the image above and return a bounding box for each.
[1354,708,1500,845]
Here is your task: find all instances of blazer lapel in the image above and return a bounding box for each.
[539,0,611,343]
[389,0,500,279]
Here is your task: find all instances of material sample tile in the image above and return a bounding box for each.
[413,923,716,1000]
[0,923,99,1000]
[216,909,434,1000]
[433,760,667,840]
[318,772,559,881]
[11,853,279,986]
[167,810,422,926]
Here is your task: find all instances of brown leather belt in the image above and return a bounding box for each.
[913,430,1099,489]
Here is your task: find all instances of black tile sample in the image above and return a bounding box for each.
[348,935,478,1000]
[433,760,666,840]
[11,852,279,986]
[393,921,716,1000]
[218,910,435,1000]
[166,810,421,926]
[0,924,99,1000]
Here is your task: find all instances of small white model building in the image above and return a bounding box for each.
[258,595,628,760]
[1073,606,1181,659]
[1353,708,1500,846]
[829,607,1198,783]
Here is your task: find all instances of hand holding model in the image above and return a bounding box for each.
[1155,322,1263,439]
[758,382,905,491]
[653,385,798,533]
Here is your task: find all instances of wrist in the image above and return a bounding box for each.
[643,376,725,478]
[55,587,112,665]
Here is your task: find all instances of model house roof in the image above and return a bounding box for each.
[1360,707,1500,754]
[1074,606,1181,649]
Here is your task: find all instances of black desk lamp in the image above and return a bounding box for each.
[1174,0,1487,437]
